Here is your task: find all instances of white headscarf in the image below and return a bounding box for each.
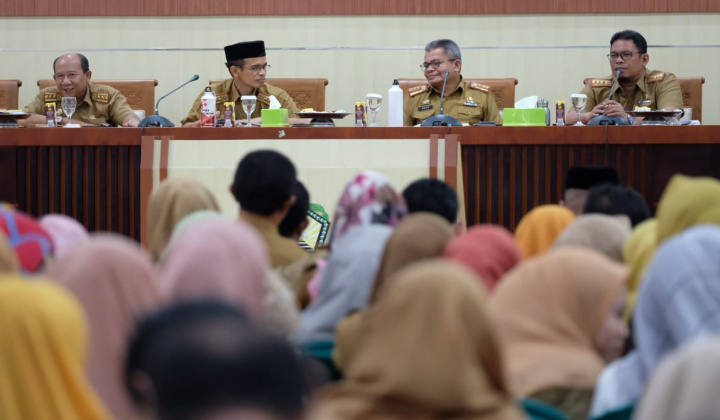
[590,225,720,417]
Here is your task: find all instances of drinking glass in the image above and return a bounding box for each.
[366,93,382,127]
[240,95,257,127]
[61,96,77,127]
[570,94,587,125]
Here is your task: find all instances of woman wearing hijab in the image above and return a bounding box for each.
[514,205,575,258]
[309,260,526,420]
[622,219,657,322]
[0,207,53,273]
[490,248,629,420]
[654,174,720,246]
[443,224,522,292]
[333,213,455,373]
[590,225,720,419]
[161,217,299,335]
[633,338,720,420]
[147,177,221,261]
[552,214,632,263]
[44,235,161,420]
[0,277,110,420]
[39,214,89,259]
[0,231,20,274]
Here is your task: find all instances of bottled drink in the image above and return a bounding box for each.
[387,80,403,127]
[200,87,216,127]
[556,100,565,126]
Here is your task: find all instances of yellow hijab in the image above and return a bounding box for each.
[622,218,657,321]
[656,174,720,245]
[515,205,575,258]
[0,277,110,420]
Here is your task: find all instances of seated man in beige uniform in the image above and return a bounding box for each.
[404,39,502,126]
[566,30,683,125]
[182,40,306,127]
[21,53,139,127]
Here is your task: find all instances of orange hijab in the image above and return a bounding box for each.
[312,260,525,420]
[514,205,575,258]
[490,248,628,397]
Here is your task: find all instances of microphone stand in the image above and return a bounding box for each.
[421,71,462,127]
[140,75,200,127]
[587,69,628,126]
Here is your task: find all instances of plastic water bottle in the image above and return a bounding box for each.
[200,87,216,127]
[387,79,403,127]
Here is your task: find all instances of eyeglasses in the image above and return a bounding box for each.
[419,59,456,71]
[242,63,270,72]
[607,51,643,61]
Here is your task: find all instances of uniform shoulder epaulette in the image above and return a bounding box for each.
[590,79,613,88]
[469,82,490,93]
[408,84,430,98]
[43,91,60,102]
[647,72,666,83]
[256,92,271,104]
[91,91,110,104]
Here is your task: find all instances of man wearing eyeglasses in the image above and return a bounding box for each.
[566,30,682,125]
[182,40,301,127]
[404,39,502,126]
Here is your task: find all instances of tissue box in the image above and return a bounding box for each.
[261,109,289,127]
[502,108,546,126]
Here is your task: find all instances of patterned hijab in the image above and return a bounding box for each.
[514,205,575,258]
[443,224,522,291]
[147,177,221,261]
[0,278,110,420]
[0,207,53,273]
[44,235,161,420]
[310,261,525,420]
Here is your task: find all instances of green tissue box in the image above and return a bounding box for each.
[261,109,289,127]
[503,108,546,126]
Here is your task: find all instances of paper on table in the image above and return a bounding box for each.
[515,96,539,108]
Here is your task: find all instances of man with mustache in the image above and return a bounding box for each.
[567,30,682,125]
[182,40,303,127]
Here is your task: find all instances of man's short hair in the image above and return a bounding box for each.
[225,58,245,70]
[402,178,458,224]
[232,150,297,216]
[610,30,648,54]
[125,300,305,420]
[425,39,462,61]
[53,53,90,73]
[583,183,651,227]
[279,181,310,238]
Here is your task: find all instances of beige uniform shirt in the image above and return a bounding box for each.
[240,212,307,269]
[580,69,683,112]
[24,83,135,126]
[181,78,300,125]
[404,78,502,126]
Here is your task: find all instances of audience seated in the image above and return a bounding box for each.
[39,214,89,259]
[309,260,527,420]
[562,166,620,215]
[654,174,720,245]
[0,207,53,273]
[621,218,657,322]
[402,178,458,224]
[514,205,575,258]
[0,231,20,274]
[583,184,651,227]
[491,248,628,420]
[552,214,632,263]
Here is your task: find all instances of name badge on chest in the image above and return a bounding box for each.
[418,104,433,111]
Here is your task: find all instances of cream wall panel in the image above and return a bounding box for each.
[2,14,718,125]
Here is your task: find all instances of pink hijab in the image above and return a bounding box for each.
[443,224,522,291]
[40,214,90,259]
[44,234,160,420]
[160,218,269,317]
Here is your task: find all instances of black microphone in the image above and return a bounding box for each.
[587,69,628,126]
[140,74,200,127]
[421,71,462,127]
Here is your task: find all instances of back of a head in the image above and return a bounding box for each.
[232,150,297,216]
[402,178,458,224]
[126,300,304,420]
[279,181,310,238]
[583,183,651,227]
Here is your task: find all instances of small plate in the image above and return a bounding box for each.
[297,112,350,119]
[626,110,683,118]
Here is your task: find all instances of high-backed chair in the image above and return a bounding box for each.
[397,78,518,110]
[208,78,329,111]
[37,79,158,117]
[582,76,705,123]
[0,80,22,109]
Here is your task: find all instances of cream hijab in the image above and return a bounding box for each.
[311,260,525,420]
[490,248,628,397]
[552,214,632,263]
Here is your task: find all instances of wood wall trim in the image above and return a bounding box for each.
[2,1,717,16]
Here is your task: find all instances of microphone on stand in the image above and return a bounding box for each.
[587,69,628,126]
[421,71,462,127]
[139,74,200,127]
